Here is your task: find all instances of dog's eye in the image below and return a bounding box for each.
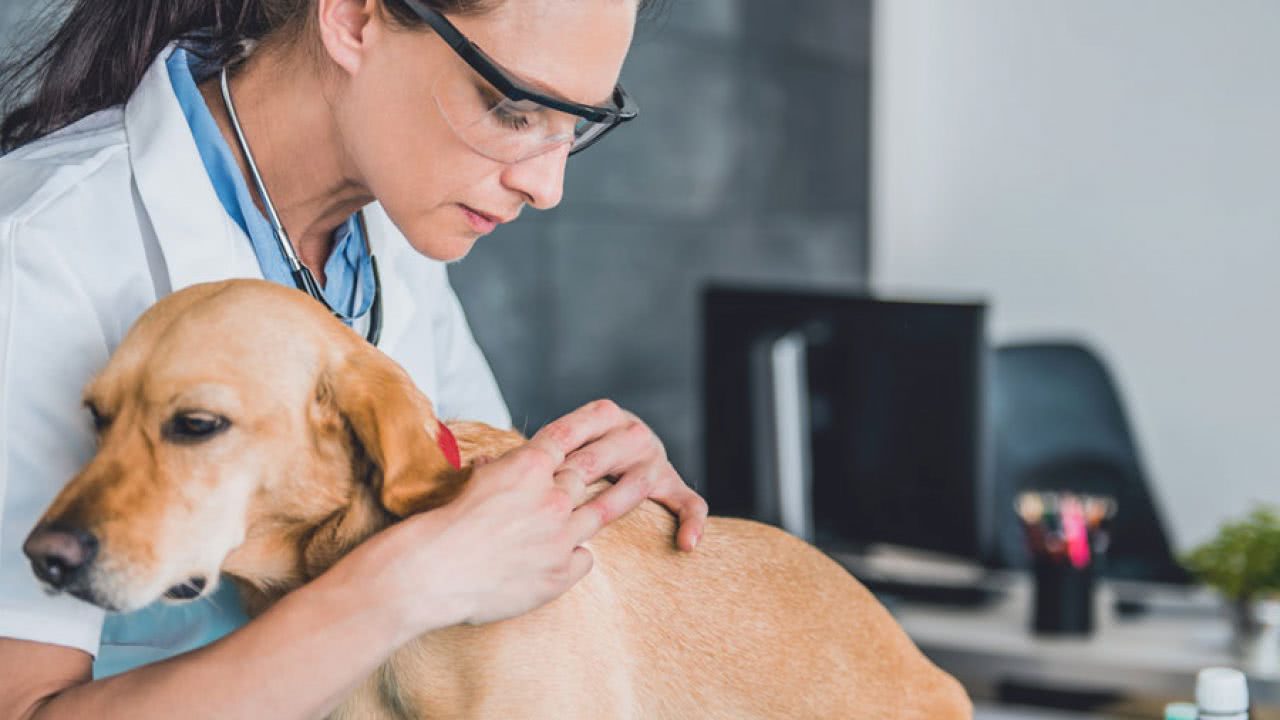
[86,404,110,433]
[163,412,231,443]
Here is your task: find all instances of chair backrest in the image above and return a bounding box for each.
[989,342,1188,583]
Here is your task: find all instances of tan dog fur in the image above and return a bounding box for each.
[31,280,971,719]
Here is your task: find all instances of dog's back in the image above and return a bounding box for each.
[592,502,971,719]
[355,487,971,720]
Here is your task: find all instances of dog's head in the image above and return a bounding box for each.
[23,280,467,612]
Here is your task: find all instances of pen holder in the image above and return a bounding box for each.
[1017,491,1113,637]
[1032,557,1095,636]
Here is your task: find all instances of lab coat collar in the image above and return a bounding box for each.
[361,206,415,355]
[123,45,413,353]
[125,44,261,294]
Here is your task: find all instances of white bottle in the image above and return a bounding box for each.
[1196,667,1249,719]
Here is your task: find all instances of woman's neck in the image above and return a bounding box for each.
[197,46,374,285]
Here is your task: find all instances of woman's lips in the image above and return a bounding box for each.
[460,204,500,235]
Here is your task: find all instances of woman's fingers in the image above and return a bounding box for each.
[568,463,707,551]
[493,434,567,485]
[648,469,710,551]
[559,418,656,483]
[553,469,590,506]
[564,466,657,546]
[544,403,652,507]
[538,401,710,552]
[564,545,595,586]
[552,418,654,505]
[532,399,627,457]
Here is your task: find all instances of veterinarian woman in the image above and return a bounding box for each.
[0,0,709,716]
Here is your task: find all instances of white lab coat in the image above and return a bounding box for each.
[0,44,511,659]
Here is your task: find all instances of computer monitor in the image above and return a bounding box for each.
[702,285,991,563]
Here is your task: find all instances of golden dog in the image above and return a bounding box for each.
[24,279,970,719]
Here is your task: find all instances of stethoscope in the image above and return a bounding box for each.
[219,66,383,346]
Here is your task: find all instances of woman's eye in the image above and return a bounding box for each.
[163,412,231,443]
[493,105,534,131]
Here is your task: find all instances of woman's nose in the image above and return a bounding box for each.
[23,525,98,589]
[501,143,570,211]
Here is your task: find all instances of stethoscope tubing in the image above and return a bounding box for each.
[219,65,382,346]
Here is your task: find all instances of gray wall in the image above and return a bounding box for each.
[450,0,871,489]
[872,0,1280,549]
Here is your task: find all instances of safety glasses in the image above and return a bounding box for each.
[399,0,639,163]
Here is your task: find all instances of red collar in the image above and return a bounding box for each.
[437,422,461,469]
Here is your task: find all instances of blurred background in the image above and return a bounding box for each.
[450,0,872,485]
[6,1,1280,717]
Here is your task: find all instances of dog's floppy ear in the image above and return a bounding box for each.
[317,344,469,518]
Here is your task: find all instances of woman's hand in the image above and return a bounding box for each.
[337,399,707,637]
[345,434,609,633]
[539,399,709,552]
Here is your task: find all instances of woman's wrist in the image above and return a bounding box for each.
[312,509,472,644]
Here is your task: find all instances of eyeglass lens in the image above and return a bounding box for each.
[432,52,617,163]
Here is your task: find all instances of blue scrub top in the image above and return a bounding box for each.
[95,44,375,678]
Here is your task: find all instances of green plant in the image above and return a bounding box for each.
[1182,506,1280,601]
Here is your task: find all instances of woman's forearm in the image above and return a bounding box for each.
[28,572,434,720]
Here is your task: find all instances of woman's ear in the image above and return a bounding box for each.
[317,343,469,517]
[314,0,380,76]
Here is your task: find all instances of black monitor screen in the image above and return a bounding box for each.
[702,285,988,561]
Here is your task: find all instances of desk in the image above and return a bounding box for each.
[973,705,1114,720]
[887,574,1280,716]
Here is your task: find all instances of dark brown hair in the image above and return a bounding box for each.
[0,0,657,152]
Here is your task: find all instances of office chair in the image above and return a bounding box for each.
[989,341,1189,584]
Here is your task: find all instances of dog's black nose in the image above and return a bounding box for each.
[23,525,98,589]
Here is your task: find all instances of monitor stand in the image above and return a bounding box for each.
[749,329,814,541]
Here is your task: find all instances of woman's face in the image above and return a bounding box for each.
[334,0,638,262]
